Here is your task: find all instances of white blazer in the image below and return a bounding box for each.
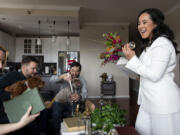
[126,37,180,114]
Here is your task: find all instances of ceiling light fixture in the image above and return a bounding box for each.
[66,20,71,50]
[52,20,56,43]
[37,20,41,45]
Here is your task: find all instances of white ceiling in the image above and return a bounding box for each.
[0,0,179,37]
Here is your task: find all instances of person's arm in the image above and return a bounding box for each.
[125,40,172,82]
[59,73,71,81]
[49,75,60,82]
[0,72,17,90]
[0,72,19,100]
[0,106,40,135]
[80,77,88,100]
[49,73,71,83]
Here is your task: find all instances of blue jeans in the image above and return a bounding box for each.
[52,102,74,135]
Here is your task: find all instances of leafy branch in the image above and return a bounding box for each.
[91,103,127,133]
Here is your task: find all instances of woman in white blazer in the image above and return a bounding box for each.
[122,8,180,135]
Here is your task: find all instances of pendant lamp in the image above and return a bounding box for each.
[66,20,71,50]
[37,20,41,45]
[52,20,56,43]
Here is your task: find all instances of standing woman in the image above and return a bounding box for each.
[0,46,40,135]
[122,8,180,135]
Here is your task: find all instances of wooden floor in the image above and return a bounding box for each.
[89,90,139,127]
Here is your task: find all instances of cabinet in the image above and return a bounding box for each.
[101,81,116,96]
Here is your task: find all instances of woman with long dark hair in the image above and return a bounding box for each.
[122,8,180,135]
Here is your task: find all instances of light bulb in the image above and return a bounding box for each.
[66,37,71,46]
[37,38,41,45]
[52,36,56,43]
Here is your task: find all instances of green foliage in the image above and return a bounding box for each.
[91,103,127,133]
[104,41,112,46]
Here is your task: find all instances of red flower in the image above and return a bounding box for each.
[112,40,117,44]
[100,32,123,65]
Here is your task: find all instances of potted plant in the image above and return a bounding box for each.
[100,72,108,82]
[91,103,127,134]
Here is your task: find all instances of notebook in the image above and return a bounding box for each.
[3,88,45,123]
[116,57,139,80]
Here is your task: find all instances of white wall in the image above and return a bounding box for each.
[0,31,16,62]
[166,6,180,87]
[41,36,80,63]
[15,36,80,63]
[80,24,130,98]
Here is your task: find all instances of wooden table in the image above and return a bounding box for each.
[116,126,139,135]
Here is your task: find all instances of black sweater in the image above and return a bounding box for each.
[0,71,26,123]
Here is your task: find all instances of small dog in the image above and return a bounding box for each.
[55,78,82,103]
[71,78,82,91]
[46,78,82,108]
[5,76,45,98]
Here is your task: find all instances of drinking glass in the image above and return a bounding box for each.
[128,41,136,49]
[99,93,105,108]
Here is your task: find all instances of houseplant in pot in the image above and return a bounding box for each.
[91,103,127,134]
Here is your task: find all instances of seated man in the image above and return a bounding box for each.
[51,62,88,135]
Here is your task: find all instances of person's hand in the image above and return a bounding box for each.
[59,73,72,81]
[122,43,136,60]
[70,93,80,102]
[18,106,40,127]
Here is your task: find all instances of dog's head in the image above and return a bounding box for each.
[4,76,45,98]
[71,78,82,89]
[27,76,45,89]
[5,80,27,98]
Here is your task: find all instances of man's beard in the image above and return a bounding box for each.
[25,72,35,78]
[71,74,79,79]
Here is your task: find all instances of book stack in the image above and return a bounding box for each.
[63,117,85,132]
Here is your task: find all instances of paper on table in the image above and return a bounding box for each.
[116,57,139,80]
[116,57,128,65]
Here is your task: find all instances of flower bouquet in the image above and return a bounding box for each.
[99,32,124,65]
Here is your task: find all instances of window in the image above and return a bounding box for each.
[24,39,31,53]
[35,39,42,54]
